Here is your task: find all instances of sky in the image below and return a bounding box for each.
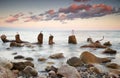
[0,0,120,30]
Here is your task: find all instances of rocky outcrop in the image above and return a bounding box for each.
[68,35,77,44]
[48,35,55,45]
[12,61,34,71]
[23,66,38,77]
[10,42,24,47]
[103,48,117,54]
[57,65,81,78]
[49,53,64,59]
[67,57,83,67]
[37,32,43,44]
[81,40,107,48]
[15,33,28,43]
[80,51,111,64]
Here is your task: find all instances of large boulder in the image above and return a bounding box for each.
[49,53,64,59]
[68,35,77,44]
[0,58,13,69]
[0,65,15,78]
[67,57,83,67]
[57,65,81,78]
[23,66,38,77]
[103,48,117,54]
[12,60,34,71]
[80,51,111,64]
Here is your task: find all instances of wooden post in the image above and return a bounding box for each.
[48,34,54,45]
[37,32,43,44]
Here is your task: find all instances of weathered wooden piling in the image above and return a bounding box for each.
[0,34,9,43]
[68,35,77,44]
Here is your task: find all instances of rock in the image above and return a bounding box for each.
[80,51,111,64]
[89,67,101,74]
[23,66,38,76]
[106,63,120,69]
[10,42,24,47]
[68,35,77,44]
[47,62,55,64]
[37,32,43,44]
[14,55,25,59]
[38,57,46,61]
[0,58,13,69]
[12,61,34,71]
[25,57,34,61]
[103,41,112,46]
[0,65,15,78]
[49,53,64,59]
[57,65,81,78]
[67,57,83,67]
[12,52,17,55]
[48,35,55,45]
[48,70,57,78]
[0,34,9,43]
[45,66,58,73]
[109,69,120,76]
[103,48,117,54]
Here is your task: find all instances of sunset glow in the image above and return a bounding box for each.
[0,0,120,30]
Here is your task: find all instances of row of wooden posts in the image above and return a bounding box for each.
[0,32,77,45]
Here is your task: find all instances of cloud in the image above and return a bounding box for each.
[5,12,24,23]
[24,15,43,22]
[74,0,90,2]
[46,9,55,15]
[5,16,18,23]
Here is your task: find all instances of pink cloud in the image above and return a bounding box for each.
[47,9,55,15]
[5,16,18,23]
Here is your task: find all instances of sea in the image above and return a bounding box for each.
[0,30,120,74]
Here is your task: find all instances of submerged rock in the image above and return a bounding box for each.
[25,57,34,61]
[57,65,81,78]
[67,57,83,67]
[103,48,117,54]
[38,57,47,61]
[68,35,77,44]
[49,53,64,59]
[14,55,25,59]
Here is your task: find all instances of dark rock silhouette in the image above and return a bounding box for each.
[103,48,117,54]
[10,42,24,47]
[15,33,28,43]
[48,34,55,45]
[37,32,43,44]
[103,41,112,46]
[81,36,106,48]
[68,35,77,44]
[1,34,15,43]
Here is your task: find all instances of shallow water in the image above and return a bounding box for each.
[0,30,120,72]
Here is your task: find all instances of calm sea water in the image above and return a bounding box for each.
[0,30,120,72]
